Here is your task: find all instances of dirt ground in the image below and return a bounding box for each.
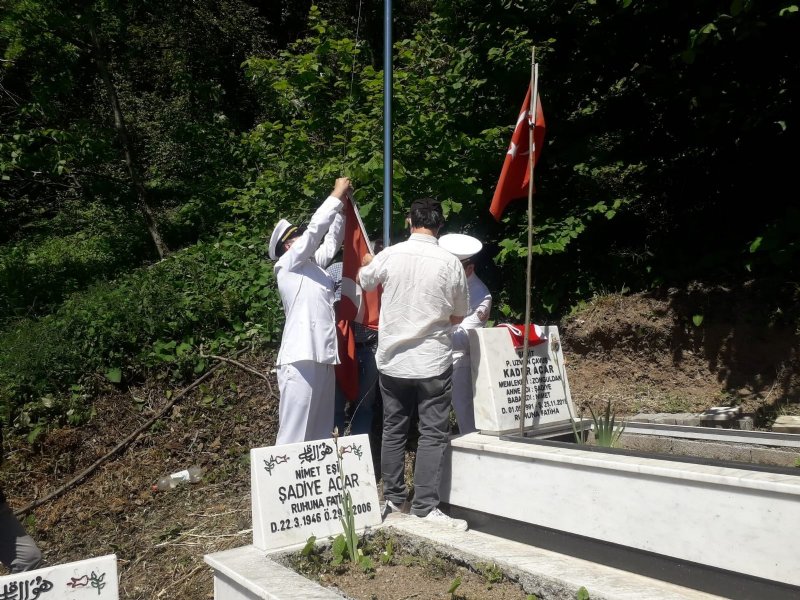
[1,286,798,598]
[561,284,800,423]
[283,530,535,600]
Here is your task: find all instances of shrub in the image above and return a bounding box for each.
[0,230,282,429]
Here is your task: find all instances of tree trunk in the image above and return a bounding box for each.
[88,24,169,259]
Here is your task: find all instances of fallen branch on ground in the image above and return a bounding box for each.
[14,350,256,518]
[204,354,276,398]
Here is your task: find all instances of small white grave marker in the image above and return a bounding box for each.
[470,326,576,434]
[251,434,381,551]
[0,554,118,599]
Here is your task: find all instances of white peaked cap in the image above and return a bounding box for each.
[268,218,294,260]
[438,233,482,260]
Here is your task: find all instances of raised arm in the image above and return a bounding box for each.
[314,209,344,268]
[277,178,351,272]
[452,289,492,352]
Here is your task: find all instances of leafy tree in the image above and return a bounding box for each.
[433,0,798,313]
[0,0,270,319]
[1,0,168,257]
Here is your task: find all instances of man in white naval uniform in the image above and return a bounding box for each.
[268,177,352,444]
[438,234,492,434]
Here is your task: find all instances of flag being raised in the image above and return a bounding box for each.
[334,196,380,402]
[338,196,380,327]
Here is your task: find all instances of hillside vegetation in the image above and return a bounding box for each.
[1,1,797,434]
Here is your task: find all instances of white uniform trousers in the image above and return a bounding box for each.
[276,361,335,444]
[452,355,476,434]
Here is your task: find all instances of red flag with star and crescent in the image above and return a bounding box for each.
[489,86,546,221]
[335,196,381,401]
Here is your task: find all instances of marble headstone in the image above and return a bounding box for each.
[0,554,118,599]
[470,326,576,435]
[251,434,381,551]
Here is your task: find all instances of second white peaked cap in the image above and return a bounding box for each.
[438,233,482,261]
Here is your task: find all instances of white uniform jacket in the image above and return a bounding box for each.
[275,196,344,366]
[452,273,492,363]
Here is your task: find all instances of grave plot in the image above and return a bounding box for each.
[442,326,800,597]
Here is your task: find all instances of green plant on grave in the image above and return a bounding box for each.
[589,401,626,448]
[576,586,591,600]
[331,428,373,572]
[447,575,462,597]
[330,534,348,567]
[301,535,317,556]
[380,537,394,565]
[477,562,504,585]
[286,535,326,578]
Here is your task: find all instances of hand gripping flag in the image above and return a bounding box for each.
[489,86,546,221]
[335,196,381,401]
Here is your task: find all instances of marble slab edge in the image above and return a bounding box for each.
[450,433,800,496]
[383,514,724,600]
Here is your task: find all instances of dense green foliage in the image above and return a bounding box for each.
[0,233,281,436]
[0,0,797,429]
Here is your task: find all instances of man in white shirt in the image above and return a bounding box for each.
[268,177,351,444]
[358,198,470,529]
[439,234,492,434]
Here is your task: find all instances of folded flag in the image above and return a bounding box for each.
[496,323,547,349]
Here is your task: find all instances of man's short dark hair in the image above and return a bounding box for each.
[408,198,444,230]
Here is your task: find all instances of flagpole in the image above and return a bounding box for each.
[518,48,539,438]
[383,0,393,249]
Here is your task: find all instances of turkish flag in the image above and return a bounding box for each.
[335,196,381,401]
[489,86,546,221]
[496,323,547,349]
[335,320,358,401]
[338,196,380,326]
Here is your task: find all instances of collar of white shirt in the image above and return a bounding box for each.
[408,232,438,244]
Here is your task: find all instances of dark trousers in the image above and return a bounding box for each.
[379,366,452,517]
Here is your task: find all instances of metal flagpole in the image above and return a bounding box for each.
[383,0,393,249]
[518,48,539,438]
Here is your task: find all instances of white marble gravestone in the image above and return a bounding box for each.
[0,554,118,599]
[470,326,576,435]
[250,434,381,551]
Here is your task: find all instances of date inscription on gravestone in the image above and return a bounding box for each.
[251,434,380,551]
